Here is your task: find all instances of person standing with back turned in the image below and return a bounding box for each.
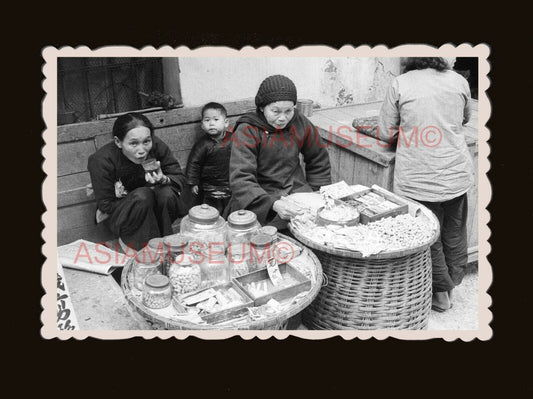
[378,57,474,312]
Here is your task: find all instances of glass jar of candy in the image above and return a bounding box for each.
[144,237,166,270]
[248,233,274,271]
[142,274,172,309]
[180,204,227,256]
[162,234,188,275]
[200,253,230,288]
[168,254,201,296]
[132,258,162,291]
[227,210,261,245]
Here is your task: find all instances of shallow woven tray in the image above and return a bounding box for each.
[288,203,439,330]
[121,233,323,330]
[289,202,440,260]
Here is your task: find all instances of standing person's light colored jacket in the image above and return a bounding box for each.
[378,68,474,202]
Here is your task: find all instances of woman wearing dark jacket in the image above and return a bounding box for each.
[88,112,191,250]
[226,75,331,230]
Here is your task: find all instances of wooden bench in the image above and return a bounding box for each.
[57,99,256,246]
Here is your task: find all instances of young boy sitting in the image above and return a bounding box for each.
[186,102,232,214]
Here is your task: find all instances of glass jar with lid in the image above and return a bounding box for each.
[227,210,261,245]
[200,253,230,288]
[133,243,163,291]
[180,204,227,255]
[227,241,250,277]
[162,234,189,275]
[168,253,201,296]
[259,225,278,241]
[248,233,274,271]
[144,237,166,268]
[142,274,172,309]
[227,210,261,277]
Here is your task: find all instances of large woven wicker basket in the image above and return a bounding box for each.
[121,233,323,330]
[289,205,439,330]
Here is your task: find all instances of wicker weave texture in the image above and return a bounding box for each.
[121,233,323,330]
[302,248,432,330]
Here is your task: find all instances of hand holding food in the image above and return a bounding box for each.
[143,160,169,185]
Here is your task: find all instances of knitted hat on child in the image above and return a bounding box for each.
[255,75,297,108]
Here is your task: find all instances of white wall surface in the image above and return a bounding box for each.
[177,57,401,108]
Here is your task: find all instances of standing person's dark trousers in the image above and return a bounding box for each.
[417,193,469,293]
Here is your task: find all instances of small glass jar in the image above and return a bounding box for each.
[259,225,278,241]
[227,210,261,277]
[248,233,274,271]
[227,210,261,245]
[145,237,166,269]
[180,204,227,253]
[227,241,250,277]
[162,234,188,275]
[133,259,162,291]
[142,274,172,309]
[200,253,230,288]
[168,254,201,296]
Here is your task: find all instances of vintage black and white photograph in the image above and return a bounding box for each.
[42,45,491,339]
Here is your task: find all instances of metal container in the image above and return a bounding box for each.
[297,99,314,117]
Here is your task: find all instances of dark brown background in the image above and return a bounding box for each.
[13,9,528,396]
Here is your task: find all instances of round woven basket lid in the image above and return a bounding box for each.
[188,204,220,224]
[163,234,188,251]
[144,274,169,288]
[228,210,257,229]
[250,233,272,248]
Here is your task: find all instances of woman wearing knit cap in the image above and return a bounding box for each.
[226,74,331,230]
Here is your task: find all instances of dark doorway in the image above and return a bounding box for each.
[454,57,478,100]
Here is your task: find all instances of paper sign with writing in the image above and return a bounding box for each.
[57,261,79,330]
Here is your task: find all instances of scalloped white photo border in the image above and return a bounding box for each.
[41,44,492,341]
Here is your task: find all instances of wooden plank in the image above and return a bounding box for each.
[318,107,362,127]
[317,126,395,167]
[336,146,356,185]
[466,147,479,250]
[58,98,255,143]
[58,172,92,193]
[63,268,152,330]
[174,150,192,170]
[156,124,204,152]
[58,222,115,247]
[95,134,114,150]
[58,140,96,176]
[58,187,94,208]
[326,145,340,183]
[317,100,383,115]
[312,112,396,166]
[58,202,97,232]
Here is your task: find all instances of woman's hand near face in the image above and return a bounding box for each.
[145,161,169,185]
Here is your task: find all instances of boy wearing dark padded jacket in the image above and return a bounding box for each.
[186,102,232,214]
